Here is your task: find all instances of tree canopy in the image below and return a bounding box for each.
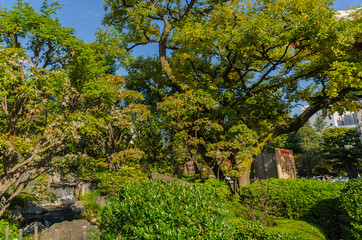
[0,0,138,216]
[102,0,362,190]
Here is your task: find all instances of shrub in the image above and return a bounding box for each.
[229,218,307,240]
[240,178,344,219]
[0,219,29,240]
[99,180,236,239]
[339,179,362,239]
[79,190,103,220]
[270,219,326,240]
[239,178,344,239]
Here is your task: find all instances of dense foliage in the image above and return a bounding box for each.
[0,218,29,240]
[99,180,236,239]
[229,218,315,240]
[322,128,362,179]
[240,178,344,219]
[239,178,362,239]
[339,179,362,239]
[102,0,362,191]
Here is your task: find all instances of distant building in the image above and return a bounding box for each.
[302,106,362,134]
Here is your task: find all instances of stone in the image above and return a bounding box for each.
[61,172,79,185]
[93,196,107,207]
[25,201,47,214]
[40,219,100,240]
[70,200,86,214]
[74,182,93,197]
[24,221,47,235]
[48,172,62,184]
[8,207,22,221]
[148,172,188,184]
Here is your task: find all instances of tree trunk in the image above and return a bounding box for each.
[343,158,357,179]
[238,160,253,187]
[0,169,36,218]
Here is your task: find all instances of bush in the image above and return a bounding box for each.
[239,178,344,239]
[339,179,362,239]
[79,190,103,220]
[99,180,236,239]
[229,218,307,240]
[240,178,344,219]
[0,219,29,240]
[270,219,326,240]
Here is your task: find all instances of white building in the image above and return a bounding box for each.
[302,106,362,133]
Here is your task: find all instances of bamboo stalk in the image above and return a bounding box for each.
[34,225,38,240]
[5,225,9,240]
[19,229,23,240]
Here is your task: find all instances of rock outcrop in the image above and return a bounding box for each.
[40,219,99,240]
[148,172,188,184]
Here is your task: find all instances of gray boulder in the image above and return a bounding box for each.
[40,219,99,240]
[70,200,86,214]
[93,196,107,207]
[25,201,47,214]
[74,182,93,197]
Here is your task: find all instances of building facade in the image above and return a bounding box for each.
[302,106,362,134]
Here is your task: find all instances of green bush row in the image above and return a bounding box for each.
[240,178,362,240]
[99,180,236,239]
[339,179,362,239]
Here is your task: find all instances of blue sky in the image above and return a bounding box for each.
[1,0,361,44]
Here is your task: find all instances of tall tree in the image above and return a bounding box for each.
[322,127,362,179]
[0,0,126,216]
[285,125,324,177]
[102,0,362,190]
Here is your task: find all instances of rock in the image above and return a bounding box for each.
[24,221,47,235]
[25,201,47,214]
[70,200,86,213]
[74,182,93,197]
[93,196,107,207]
[90,218,97,224]
[61,172,79,185]
[8,207,22,221]
[48,172,62,184]
[148,172,189,184]
[40,219,100,240]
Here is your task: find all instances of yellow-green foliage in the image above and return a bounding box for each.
[270,219,326,240]
[339,179,362,239]
[99,180,236,239]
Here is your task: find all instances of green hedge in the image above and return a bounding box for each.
[229,218,307,240]
[99,180,236,239]
[339,179,362,239]
[239,178,343,239]
[240,178,344,219]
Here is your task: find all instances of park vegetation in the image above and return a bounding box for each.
[0,0,361,239]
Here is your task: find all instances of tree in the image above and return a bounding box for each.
[314,114,328,134]
[102,0,361,191]
[0,1,125,216]
[322,127,362,179]
[285,124,325,177]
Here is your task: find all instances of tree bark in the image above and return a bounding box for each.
[343,158,357,179]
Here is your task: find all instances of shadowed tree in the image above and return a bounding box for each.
[322,127,362,179]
